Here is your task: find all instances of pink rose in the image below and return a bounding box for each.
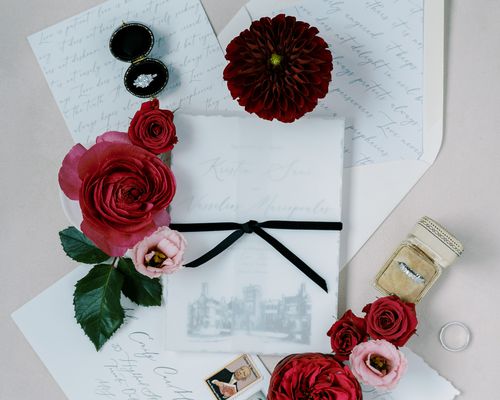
[132,226,187,278]
[349,339,408,391]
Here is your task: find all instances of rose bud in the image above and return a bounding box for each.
[363,295,418,347]
[349,339,408,391]
[327,310,368,360]
[132,227,186,278]
[128,98,177,155]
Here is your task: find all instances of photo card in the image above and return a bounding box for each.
[205,354,263,400]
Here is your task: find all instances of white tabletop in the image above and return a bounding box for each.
[1,0,498,398]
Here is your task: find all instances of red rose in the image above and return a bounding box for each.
[327,310,368,361]
[59,137,176,256]
[128,99,177,155]
[363,296,418,347]
[268,353,362,400]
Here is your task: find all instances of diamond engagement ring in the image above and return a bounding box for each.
[398,261,425,284]
[133,73,157,88]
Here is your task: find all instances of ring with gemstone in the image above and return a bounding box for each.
[398,261,425,284]
[439,321,471,352]
[133,73,158,88]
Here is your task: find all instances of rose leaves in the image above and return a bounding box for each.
[74,264,125,351]
[60,227,162,350]
[117,258,162,307]
[59,227,110,264]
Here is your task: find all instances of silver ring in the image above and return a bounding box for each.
[398,261,425,284]
[439,321,471,352]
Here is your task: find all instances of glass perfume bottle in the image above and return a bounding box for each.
[374,217,463,303]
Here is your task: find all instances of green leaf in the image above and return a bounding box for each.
[74,264,125,350]
[117,258,162,307]
[59,227,110,264]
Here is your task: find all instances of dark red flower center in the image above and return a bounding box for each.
[369,355,390,375]
[147,249,167,267]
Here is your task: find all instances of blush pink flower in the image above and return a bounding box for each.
[132,226,187,278]
[349,339,408,391]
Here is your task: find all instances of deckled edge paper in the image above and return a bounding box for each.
[12,265,270,400]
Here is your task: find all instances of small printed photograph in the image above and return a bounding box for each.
[246,391,266,400]
[205,354,262,399]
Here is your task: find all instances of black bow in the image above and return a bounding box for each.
[169,220,343,293]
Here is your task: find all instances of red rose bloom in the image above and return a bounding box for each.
[363,296,418,347]
[128,98,177,155]
[59,139,176,256]
[223,14,333,123]
[327,310,368,361]
[268,353,362,400]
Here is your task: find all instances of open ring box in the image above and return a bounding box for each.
[109,22,169,98]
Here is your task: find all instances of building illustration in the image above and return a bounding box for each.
[187,283,311,343]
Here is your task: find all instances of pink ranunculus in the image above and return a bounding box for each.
[349,339,408,391]
[132,226,187,278]
[58,132,175,256]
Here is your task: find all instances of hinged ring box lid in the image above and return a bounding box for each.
[109,22,169,98]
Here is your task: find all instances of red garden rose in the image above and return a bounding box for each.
[58,135,176,256]
[327,310,368,361]
[363,295,418,347]
[128,98,177,155]
[268,353,362,400]
[223,14,333,123]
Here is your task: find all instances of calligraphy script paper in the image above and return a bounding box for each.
[28,0,237,144]
[165,114,344,355]
[237,0,424,167]
[12,266,270,400]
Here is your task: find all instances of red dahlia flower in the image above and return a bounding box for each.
[223,14,333,123]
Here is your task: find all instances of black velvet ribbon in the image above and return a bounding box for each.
[169,220,343,293]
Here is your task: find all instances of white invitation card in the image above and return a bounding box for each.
[165,114,344,354]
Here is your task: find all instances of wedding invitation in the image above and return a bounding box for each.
[165,114,345,354]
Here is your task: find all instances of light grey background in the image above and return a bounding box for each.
[0,0,498,398]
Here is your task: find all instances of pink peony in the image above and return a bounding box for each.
[349,339,408,391]
[132,226,187,278]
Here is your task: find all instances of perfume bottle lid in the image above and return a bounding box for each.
[411,216,463,268]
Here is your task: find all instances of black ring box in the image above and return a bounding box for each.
[109,22,169,98]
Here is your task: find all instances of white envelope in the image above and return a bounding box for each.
[217,0,444,267]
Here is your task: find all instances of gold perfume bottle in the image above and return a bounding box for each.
[374,217,463,303]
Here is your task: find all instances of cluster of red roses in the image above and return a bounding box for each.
[268,296,418,399]
[59,99,178,256]
[327,295,418,360]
